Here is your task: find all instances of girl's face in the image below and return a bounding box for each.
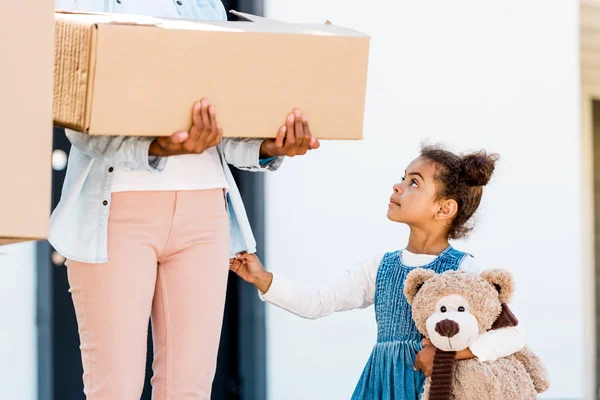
[387,157,441,226]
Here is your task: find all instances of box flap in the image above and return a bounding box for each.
[55,9,161,27]
[56,9,368,37]
[229,10,285,23]
[230,10,333,26]
[230,10,367,37]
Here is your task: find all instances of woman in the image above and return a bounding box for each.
[52,2,318,400]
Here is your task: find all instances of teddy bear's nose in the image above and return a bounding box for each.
[435,319,460,338]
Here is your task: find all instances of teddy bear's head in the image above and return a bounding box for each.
[404,268,516,352]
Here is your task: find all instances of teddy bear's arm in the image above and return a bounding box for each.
[512,346,550,393]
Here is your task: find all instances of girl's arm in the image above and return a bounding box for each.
[468,324,526,362]
[230,253,381,319]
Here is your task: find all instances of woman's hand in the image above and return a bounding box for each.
[259,108,320,158]
[229,253,273,294]
[149,98,222,157]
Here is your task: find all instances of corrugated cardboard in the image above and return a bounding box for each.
[0,1,54,245]
[53,10,370,139]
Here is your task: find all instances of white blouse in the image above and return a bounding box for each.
[108,0,228,194]
[260,249,526,363]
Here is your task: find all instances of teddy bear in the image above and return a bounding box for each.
[403,268,549,400]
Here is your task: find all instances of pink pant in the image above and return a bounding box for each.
[66,190,230,400]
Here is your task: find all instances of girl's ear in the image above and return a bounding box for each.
[435,198,458,222]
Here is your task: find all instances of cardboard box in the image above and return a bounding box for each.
[0,1,54,245]
[53,10,370,139]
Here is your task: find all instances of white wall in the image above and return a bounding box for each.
[0,242,37,399]
[264,1,581,399]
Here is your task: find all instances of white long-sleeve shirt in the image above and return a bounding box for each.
[259,250,526,363]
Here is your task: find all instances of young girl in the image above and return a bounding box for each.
[230,145,526,399]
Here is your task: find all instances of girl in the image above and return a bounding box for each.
[231,145,526,399]
[51,1,319,399]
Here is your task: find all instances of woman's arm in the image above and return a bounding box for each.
[65,129,165,172]
[221,138,283,171]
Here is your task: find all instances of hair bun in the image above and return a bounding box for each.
[460,151,498,186]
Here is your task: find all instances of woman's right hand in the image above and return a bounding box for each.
[229,253,273,293]
[149,98,223,157]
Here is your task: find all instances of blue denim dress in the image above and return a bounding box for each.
[351,247,468,400]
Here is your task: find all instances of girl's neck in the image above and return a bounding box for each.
[405,228,449,256]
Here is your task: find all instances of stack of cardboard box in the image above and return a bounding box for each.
[0,1,55,245]
[1,7,370,245]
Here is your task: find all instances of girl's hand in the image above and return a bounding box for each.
[414,342,436,377]
[259,108,320,158]
[150,98,222,157]
[229,253,273,293]
[423,338,475,361]
[415,339,475,376]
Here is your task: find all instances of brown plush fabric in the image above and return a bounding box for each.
[449,354,538,400]
[407,268,550,400]
[422,353,540,400]
[512,347,551,393]
[490,303,519,330]
[404,268,436,305]
[480,269,515,304]
[435,319,460,338]
[429,349,457,400]
[406,270,502,335]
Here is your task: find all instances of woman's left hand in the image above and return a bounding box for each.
[259,108,320,158]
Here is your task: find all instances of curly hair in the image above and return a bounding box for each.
[420,144,499,239]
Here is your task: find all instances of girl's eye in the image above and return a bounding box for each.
[401,176,406,182]
[411,179,418,187]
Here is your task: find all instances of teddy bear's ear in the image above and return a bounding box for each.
[403,268,436,305]
[480,269,515,304]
